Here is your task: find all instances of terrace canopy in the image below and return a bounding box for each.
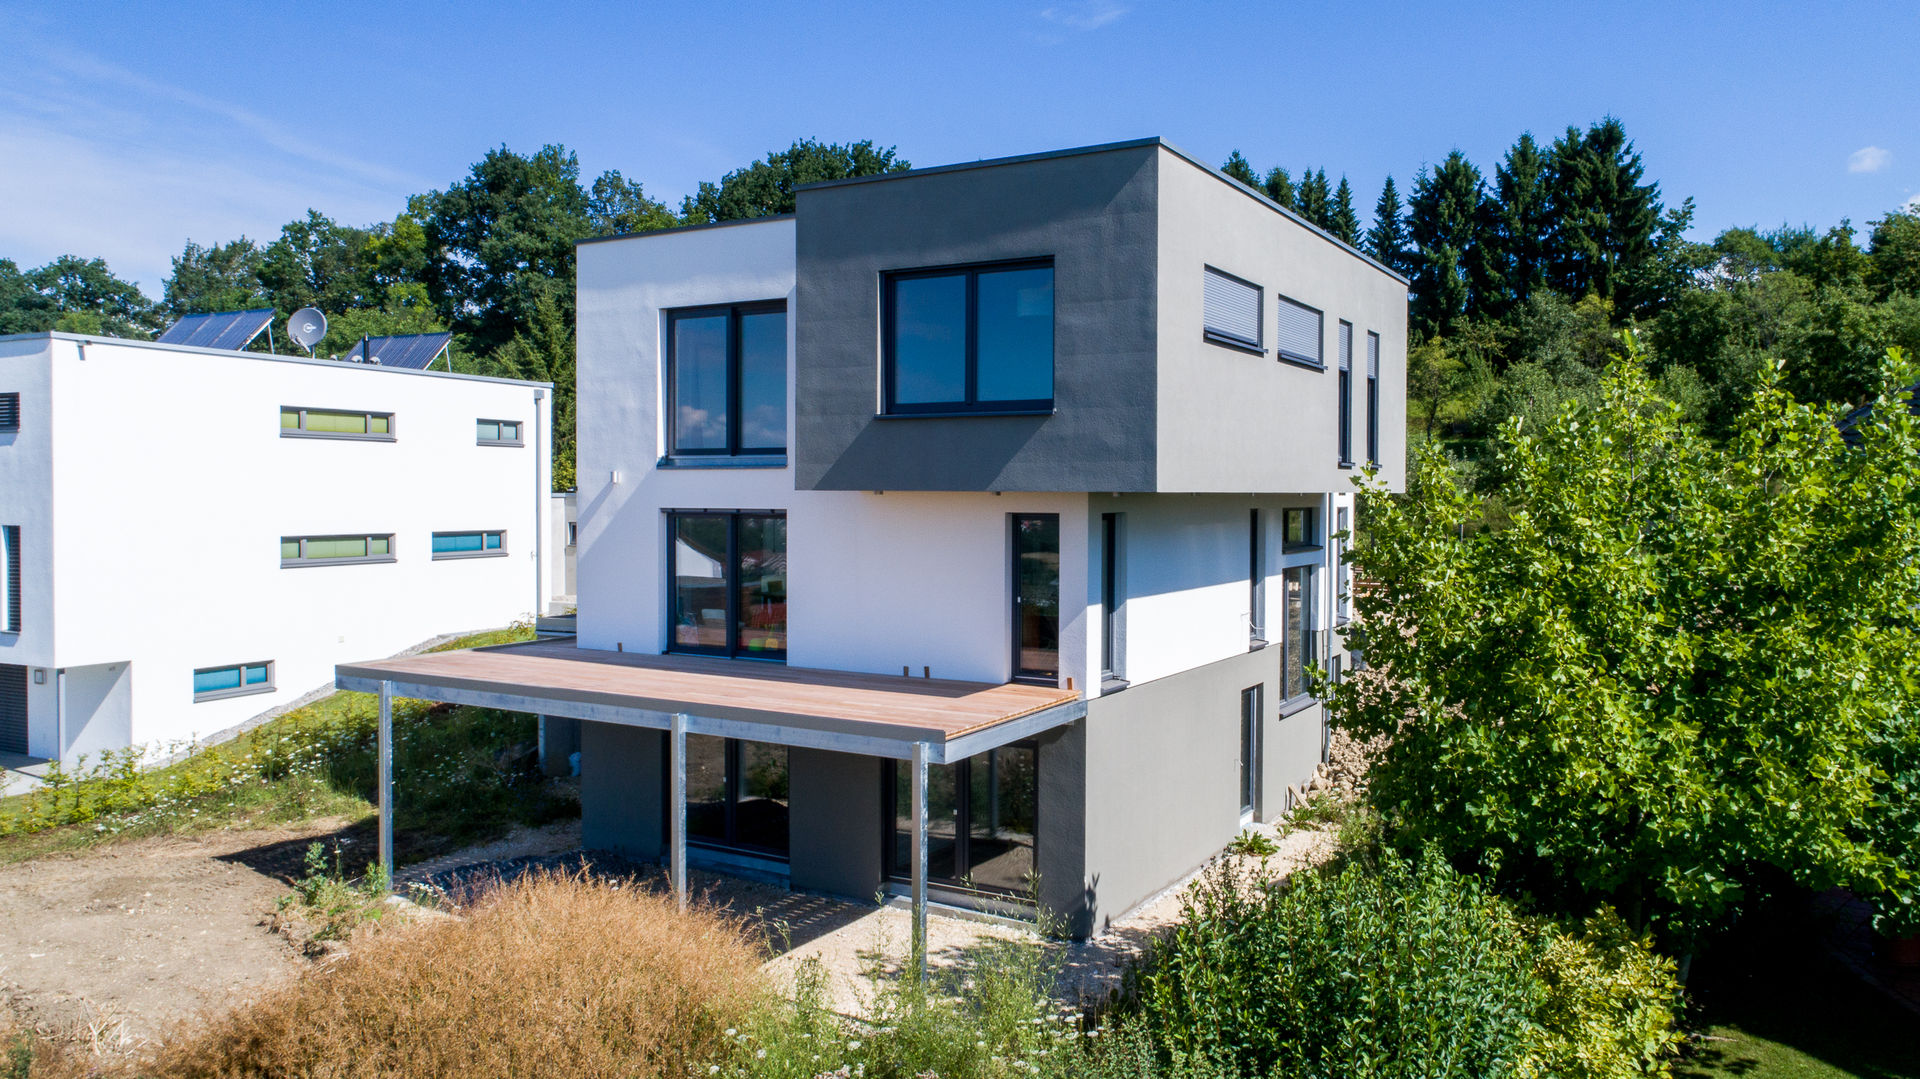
[335,638,1084,972]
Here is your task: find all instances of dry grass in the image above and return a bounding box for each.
[138,869,767,1079]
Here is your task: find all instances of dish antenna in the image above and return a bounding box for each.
[287,308,328,355]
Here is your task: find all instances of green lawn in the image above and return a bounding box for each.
[0,624,574,872]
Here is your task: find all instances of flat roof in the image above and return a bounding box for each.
[336,638,1084,764]
[0,331,550,390]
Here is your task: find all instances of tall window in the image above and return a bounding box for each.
[280,407,393,440]
[193,661,274,702]
[1367,331,1381,466]
[1249,509,1265,645]
[679,736,789,856]
[1335,507,1351,623]
[1240,685,1262,817]
[667,302,787,457]
[281,534,394,566]
[1276,295,1324,369]
[1012,514,1059,682]
[885,261,1053,414]
[1280,566,1314,702]
[668,511,786,660]
[3,525,18,633]
[1337,321,1354,465]
[888,744,1037,895]
[1100,513,1122,682]
[1203,267,1263,351]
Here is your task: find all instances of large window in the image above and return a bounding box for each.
[280,407,393,440]
[1275,296,1324,369]
[1012,514,1059,682]
[888,743,1037,895]
[667,302,787,457]
[1337,321,1354,465]
[1240,685,1261,818]
[193,661,273,702]
[432,530,506,559]
[1280,565,1315,702]
[885,261,1053,414]
[281,534,394,567]
[668,511,786,660]
[679,735,789,856]
[1367,331,1382,466]
[1203,267,1263,351]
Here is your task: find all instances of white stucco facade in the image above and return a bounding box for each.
[0,333,552,764]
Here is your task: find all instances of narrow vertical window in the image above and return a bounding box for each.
[1100,513,1122,683]
[1367,331,1381,466]
[3,525,18,634]
[1249,509,1265,645]
[1012,514,1060,682]
[1281,566,1313,701]
[1337,321,1354,465]
[1335,507,1351,623]
[1240,685,1261,818]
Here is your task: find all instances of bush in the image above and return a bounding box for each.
[142,868,764,1078]
[1122,849,1681,1079]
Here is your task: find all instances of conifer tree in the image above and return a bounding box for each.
[1221,150,1260,188]
[1329,176,1361,246]
[1474,132,1554,322]
[1263,166,1296,209]
[1546,118,1663,313]
[1367,176,1411,276]
[1296,169,1332,230]
[1407,151,1487,337]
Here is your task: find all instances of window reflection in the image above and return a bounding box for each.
[889,744,1038,895]
[671,314,729,452]
[1015,515,1060,681]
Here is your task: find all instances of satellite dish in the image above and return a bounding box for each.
[288,307,327,352]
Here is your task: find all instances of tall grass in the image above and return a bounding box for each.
[144,869,765,1079]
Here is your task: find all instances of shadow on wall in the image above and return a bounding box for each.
[812,415,1051,491]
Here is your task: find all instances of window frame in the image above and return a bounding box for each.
[1100,512,1124,685]
[1335,506,1351,624]
[1249,508,1266,646]
[3,525,18,634]
[1282,507,1320,552]
[882,258,1056,417]
[1274,294,1326,370]
[475,418,524,447]
[665,300,789,459]
[1337,320,1355,466]
[1367,331,1382,466]
[1011,512,1061,685]
[663,736,792,860]
[883,741,1041,898]
[431,530,508,560]
[280,533,396,568]
[1202,265,1265,353]
[1279,564,1317,708]
[0,392,18,432]
[566,521,578,547]
[665,510,787,663]
[192,660,275,702]
[279,406,395,442]
[1239,684,1262,819]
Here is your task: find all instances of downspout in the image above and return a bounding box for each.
[54,668,66,766]
[533,388,546,619]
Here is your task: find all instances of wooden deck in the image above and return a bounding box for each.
[336,638,1081,750]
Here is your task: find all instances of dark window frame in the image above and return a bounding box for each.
[1279,564,1316,706]
[3,525,18,634]
[1011,512,1061,684]
[193,660,275,702]
[661,735,792,860]
[882,741,1040,898]
[1100,513,1122,683]
[280,533,396,568]
[1282,507,1319,552]
[0,393,18,432]
[279,406,395,442]
[665,510,787,663]
[1249,509,1266,646]
[1337,320,1355,466]
[1367,330,1381,466]
[665,300,789,458]
[1275,294,1325,370]
[1202,265,1266,353]
[1240,684,1262,817]
[882,258,1056,416]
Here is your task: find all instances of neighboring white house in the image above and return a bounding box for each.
[0,331,552,767]
[548,489,578,611]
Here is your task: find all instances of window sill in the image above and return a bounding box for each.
[1277,354,1326,372]
[1337,459,1355,470]
[1203,331,1266,356]
[281,556,398,568]
[1012,674,1060,687]
[1278,694,1319,719]
[874,408,1055,420]
[476,439,525,448]
[1282,544,1323,555]
[1099,676,1130,694]
[432,550,508,561]
[280,431,396,443]
[194,684,275,703]
[658,454,789,469]
[1249,637,1268,651]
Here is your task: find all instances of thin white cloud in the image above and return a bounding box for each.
[1039,1,1128,31]
[1848,145,1891,174]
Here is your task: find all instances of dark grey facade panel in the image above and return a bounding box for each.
[794,143,1161,492]
[0,664,24,755]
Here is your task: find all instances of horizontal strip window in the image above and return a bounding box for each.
[476,418,523,446]
[1275,296,1324,368]
[432,530,507,559]
[193,661,274,702]
[281,534,395,567]
[281,407,394,440]
[0,392,18,431]
[1203,266,1263,351]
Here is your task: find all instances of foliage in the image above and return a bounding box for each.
[0,255,157,337]
[144,869,764,1079]
[1223,828,1278,857]
[1122,848,1680,1079]
[682,138,911,223]
[1366,176,1410,276]
[280,839,392,940]
[1331,342,1920,944]
[484,290,577,488]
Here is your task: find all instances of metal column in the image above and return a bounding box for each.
[377,680,394,883]
[669,712,688,910]
[910,739,929,982]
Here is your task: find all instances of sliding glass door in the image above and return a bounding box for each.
[669,512,786,660]
[676,735,790,857]
[888,744,1038,896]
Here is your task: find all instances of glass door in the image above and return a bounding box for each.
[1012,514,1059,682]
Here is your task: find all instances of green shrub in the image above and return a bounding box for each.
[1122,849,1681,1079]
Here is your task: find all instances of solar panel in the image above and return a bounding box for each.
[156,309,275,351]
[344,333,453,370]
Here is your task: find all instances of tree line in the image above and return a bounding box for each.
[0,139,910,489]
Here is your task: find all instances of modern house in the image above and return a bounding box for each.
[0,331,552,769]
[337,137,1406,941]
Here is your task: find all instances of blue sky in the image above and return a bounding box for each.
[3,0,1916,296]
